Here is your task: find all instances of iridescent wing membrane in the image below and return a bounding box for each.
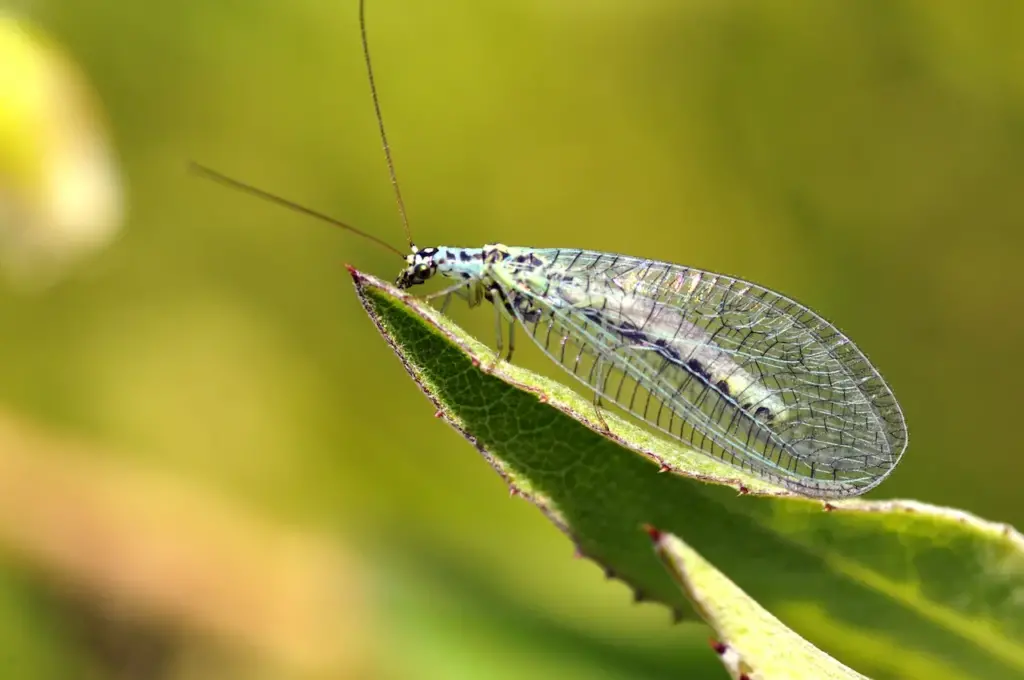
[498,248,907,497]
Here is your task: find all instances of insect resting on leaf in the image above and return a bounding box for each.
[191,0,908,499]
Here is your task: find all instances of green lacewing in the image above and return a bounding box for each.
[194,0,908,498]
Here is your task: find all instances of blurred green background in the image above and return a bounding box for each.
[1,0,1023,678]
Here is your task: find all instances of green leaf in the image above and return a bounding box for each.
[351,268,1024,680]
[647,526,868,679]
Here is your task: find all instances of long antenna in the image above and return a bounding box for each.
[359,0,414,251]
[189,162,405,258]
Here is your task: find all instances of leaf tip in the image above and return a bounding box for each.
[641,523,663,543]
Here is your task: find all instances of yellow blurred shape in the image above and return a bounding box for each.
[0,13,122,284]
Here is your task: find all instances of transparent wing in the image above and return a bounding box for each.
[498,248,907,498]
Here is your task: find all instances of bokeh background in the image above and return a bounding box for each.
[2,1,1023,678]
